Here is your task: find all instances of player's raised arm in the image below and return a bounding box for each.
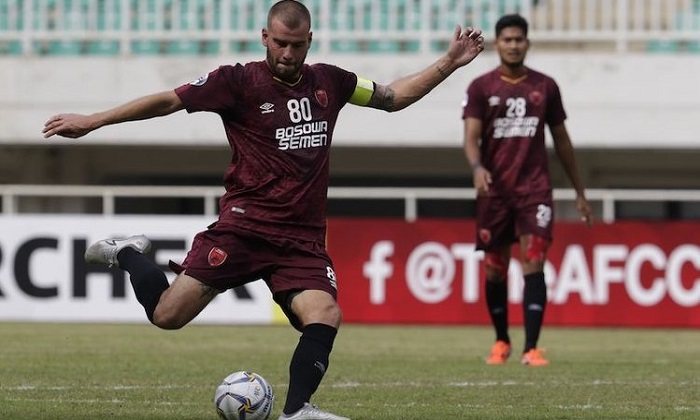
[365,26,485,112]
[42,90,184,139]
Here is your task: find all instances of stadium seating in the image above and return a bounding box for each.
[1,0,700,56]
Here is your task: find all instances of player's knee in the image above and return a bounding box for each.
[318,301,343,327]
[304,300,343,329]
[524,235,549,264]
[152,306,188,330]
[484,252,508,279]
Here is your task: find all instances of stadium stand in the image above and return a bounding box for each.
[2,0,700,56]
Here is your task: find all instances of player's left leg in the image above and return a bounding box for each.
[277,289,349,420]
[518,234,550,366]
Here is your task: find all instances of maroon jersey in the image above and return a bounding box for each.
[175,61,357,243]
[462,67,567,196]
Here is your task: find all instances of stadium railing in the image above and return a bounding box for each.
[1,0,700,56]
[2,184,700,223]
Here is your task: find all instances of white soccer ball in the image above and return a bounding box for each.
[214,371,275,420]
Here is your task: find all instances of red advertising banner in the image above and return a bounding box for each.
[328,219,700,328]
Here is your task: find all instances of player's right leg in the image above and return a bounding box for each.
[484,247,512,365]
[84,235,217,329]
[475,196,515,364]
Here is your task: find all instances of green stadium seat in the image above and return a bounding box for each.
[166,40,220,55]
[366,40,401,53]
[0,40,22,55]
[166,40,199,54]
[34,40,83,55]
[86,40,120,55]
[646,40,680,53]
[330,40,361,53]
[130,40,163,55]
[686,41,700,53]
[229,39,265,53]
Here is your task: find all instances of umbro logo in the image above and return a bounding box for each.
[259,102,275,114]
[488,96,500,106]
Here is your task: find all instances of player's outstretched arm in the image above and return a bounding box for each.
[43,90,184,139]
[366,26,485,112]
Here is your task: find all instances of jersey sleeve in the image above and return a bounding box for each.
[462,78,486,120]
[546,78,567,126]
[174,64,243,114]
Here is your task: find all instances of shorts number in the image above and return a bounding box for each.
[326,266,338,289]
[536,204,552,228]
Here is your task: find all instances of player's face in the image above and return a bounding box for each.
[262,18,312,83]
[495,26,529,67]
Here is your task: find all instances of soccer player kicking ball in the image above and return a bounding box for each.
[462,14,593,367]
[43,1,485,418]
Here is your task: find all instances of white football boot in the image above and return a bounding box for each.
[84,235,152,267]
[278,403,350,420]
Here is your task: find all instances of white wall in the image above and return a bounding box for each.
[3,52,700,148]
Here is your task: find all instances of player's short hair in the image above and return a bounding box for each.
[495,14,528,38]
[268,0,311,31]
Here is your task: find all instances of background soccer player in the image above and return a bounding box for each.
[462,14,592,367]
[42,1,485,418]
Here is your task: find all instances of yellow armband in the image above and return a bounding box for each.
[348,77,374,106]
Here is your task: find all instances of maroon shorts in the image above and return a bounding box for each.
[475,190,554,251]
[169,222,338,299]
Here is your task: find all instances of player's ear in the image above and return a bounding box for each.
[261,28,269,48]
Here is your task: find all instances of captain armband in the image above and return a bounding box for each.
[348,77,375,106]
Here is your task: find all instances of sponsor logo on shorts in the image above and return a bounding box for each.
[479,229,492,244]
[208,247,228,267]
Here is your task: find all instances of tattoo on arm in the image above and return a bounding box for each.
[199,283,219,299]
[366,84,396,111]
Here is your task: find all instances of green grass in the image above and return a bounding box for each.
[0,323,698,419]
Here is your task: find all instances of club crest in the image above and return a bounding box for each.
[529,90,543,106]
[479,229,492,244]
[208,247,228,267]
[315,89,328,108]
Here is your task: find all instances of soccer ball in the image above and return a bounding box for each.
[214,371,275,420]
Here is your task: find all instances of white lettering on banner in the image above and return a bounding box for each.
[452,244,480,303]
[667,245,700,306]
[593,245,627,304]
[626,244,666,307]
[363,241,394,304]
[0,216,274,324]
[362,240,700,307]
[406,242,455,304]
[551,245,595,304]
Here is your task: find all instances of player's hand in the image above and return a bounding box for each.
[42,113,95,139]
[447,26,485,67]
[577,195,594,226]
[473,166,492,195]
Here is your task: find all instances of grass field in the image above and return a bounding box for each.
[0,323,698,419]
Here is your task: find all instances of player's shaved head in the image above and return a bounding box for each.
[268,0,311,30]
